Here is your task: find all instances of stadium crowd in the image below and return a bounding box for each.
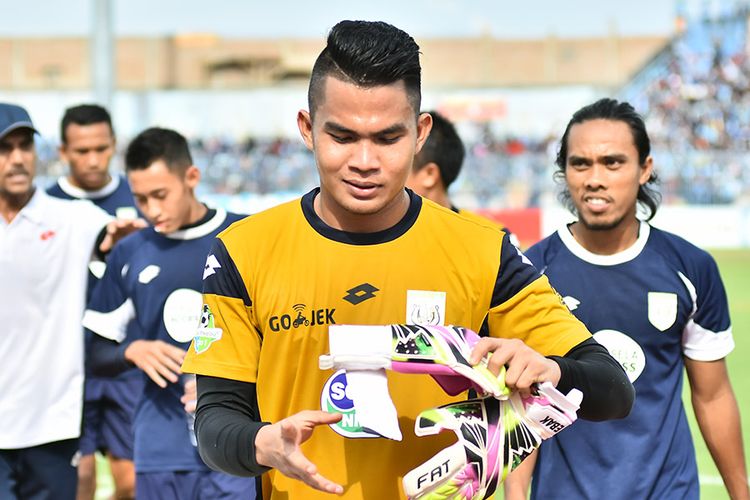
[25,11,750,209]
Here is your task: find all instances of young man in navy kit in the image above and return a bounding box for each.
[83,127,254,500]
[47,103,139,500]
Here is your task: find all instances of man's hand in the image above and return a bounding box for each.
[255,410,344,495]
[99,218,147,254]
[124,339,186,388]
[469,338,561,397]
[181,375,197,413]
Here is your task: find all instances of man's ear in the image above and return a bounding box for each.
[184,165,201,189]
[58,143,69,164]
[420,163,441,189]
[415,112,433,154]
[297,110,314,151]
[640,156,654,185]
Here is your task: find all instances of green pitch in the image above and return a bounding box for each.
[689,249,750,499]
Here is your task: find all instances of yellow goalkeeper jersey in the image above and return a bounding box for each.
[183,188,590,500]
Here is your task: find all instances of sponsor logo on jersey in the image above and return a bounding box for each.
[562,296,580,311]
[163,288,203,343]
[203,254,222,280]
[138,264,161,284]
[320,369,379,439]
[647,292,677,331]
[194,304,223,354]
[593,329,646,382]
[343,283,379,305]
[40,229,56,241]
[406,290,446,326]
[268,303,336,332]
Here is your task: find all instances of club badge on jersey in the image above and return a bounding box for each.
[319,324,583,500]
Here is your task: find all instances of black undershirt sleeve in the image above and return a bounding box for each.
[88,333,134,377]
[194,375,271,477]
[552,337,635,421]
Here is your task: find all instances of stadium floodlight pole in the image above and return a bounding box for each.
[91,0,114,108]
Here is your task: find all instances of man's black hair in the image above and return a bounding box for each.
[125,127,193,174]
[413,110,464,189]
[307,20,422,118]
[61,104,114,143]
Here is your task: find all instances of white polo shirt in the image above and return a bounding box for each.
[0,189,111,448]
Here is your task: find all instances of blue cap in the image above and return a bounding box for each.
[0,103,38,140]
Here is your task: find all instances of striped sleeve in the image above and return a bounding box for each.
[679,254,734,361]
[182,237,261,383]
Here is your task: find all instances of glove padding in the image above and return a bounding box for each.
[403,383,582,500]
[320,324,509,398]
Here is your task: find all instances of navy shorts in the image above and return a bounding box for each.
[0,438,79,500]
[79,372,142,459]
[136,470,257,500]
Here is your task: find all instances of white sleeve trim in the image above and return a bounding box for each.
[677,271,734,361]
[682,321,735,361]
[82,299,136,343]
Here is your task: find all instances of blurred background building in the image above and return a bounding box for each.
[2,0,750,245]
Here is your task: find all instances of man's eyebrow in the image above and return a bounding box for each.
[322,121,408,137]
[322,121,355,135]
[132,188,166,197]
[567,155,592,164]
[374,124,408,136]
[601,153,628,162]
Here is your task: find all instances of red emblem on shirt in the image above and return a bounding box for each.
[40,230,56,241]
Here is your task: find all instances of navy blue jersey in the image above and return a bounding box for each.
[526,222,734,500]
[83,208,246,472]
[47,175,137,219]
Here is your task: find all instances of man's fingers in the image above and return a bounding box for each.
[303,410,343,426]
[306,471,344,495]
[287,450,343,495]
[157,352,184,376]
[143,365,168,388]
[163,343,188,361]
[152,358,180,384]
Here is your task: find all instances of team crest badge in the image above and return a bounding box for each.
[647,292,677,331]
[406,290,446,326]
[194,305,223,354]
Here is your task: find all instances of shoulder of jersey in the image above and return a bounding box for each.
[224,211,248,226]
[217,198,299,240]
[524,231,561,266]
[113,226,151,255]
[413,200,506,247]
[455,208,506,231]
[647,225,714,266]
[45,181,70,199]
